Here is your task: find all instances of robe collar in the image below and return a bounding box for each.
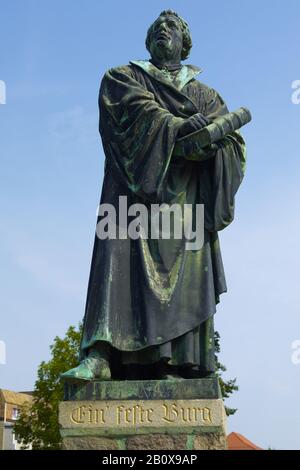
[130,60,202,91]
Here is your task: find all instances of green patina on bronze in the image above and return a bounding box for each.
[61,9,249,382]
[63,378,221,401]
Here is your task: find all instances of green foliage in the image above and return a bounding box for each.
[214,331,239,416]
[14,324,82,449]
[15,325,237,448]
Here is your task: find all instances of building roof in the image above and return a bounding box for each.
[0,389,33,406]
[227,432,263,450]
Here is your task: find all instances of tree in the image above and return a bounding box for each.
[14,324,82,449]
[15,325,237,449]
[215,331,239,416]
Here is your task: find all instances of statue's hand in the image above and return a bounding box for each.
[178,113,210,138]
[184,143,219,161]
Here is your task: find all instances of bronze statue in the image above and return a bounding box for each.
[62,10,248,382]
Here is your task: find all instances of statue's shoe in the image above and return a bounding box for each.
[61,356,111,381]
[156,364,183,381]
[159,373,183,381]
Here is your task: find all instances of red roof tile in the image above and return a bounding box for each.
[227,432,263,450]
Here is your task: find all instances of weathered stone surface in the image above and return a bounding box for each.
[60,379,227,450]
[193,433,227,450]
[59,398,225,434]
[127,434,187,450]
[62,436,118,450]
[61,433,228,450]
[63,377,221,401]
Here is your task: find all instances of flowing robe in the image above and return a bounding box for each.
[80,60,246,371]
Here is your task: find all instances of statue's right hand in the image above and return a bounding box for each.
[178,113,210,138]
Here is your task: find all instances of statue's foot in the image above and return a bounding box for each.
[160,373,182,380]
[156,363,182,380]
[61,355,111,381]
[178,365,216,379]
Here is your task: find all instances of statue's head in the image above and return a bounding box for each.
[146,10,192,63]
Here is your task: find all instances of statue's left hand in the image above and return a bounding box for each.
[184,143,219,161]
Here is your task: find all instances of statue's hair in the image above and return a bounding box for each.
[145,10,192,60]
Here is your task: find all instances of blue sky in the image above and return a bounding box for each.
[0,0,300,450]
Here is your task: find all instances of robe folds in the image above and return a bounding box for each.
[80,60,246,368]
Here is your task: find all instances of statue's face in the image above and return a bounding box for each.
[149,15,183,63]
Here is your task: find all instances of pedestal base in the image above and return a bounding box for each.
[59,378,227,450]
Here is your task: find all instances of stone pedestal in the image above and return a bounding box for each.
[59,378,227,450]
